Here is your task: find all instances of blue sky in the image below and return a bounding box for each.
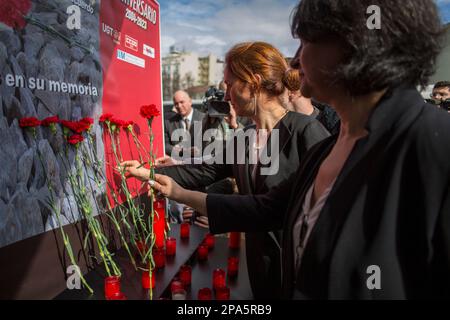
[160,0,450,58]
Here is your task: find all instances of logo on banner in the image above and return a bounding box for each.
[102,23,121,44]
[125,35,138,51]
[117,49,145,68]
[143,44,155,58]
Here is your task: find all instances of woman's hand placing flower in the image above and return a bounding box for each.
[148,174,184,202]
[120,160,151,181]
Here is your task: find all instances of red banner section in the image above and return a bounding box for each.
[100,0,163,203]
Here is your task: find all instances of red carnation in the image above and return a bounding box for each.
[122,120,134,129]
[41,116,59,127]
[80,117,94,125]
[99,114,113,123]
[67,134,85,146]
[140,104,160,119]
[19,117,41,128]
[110,118,126,127]
[60,120,91,134]
[0,0,32,29]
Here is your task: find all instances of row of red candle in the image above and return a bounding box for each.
[170,279,230,300]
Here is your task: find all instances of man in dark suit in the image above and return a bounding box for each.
[164,90,205,159]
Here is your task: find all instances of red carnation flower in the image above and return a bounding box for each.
[80,117,94,125]
[122,120,134,129]
[19,117,41,128]
[140,104,160,119]
[41,116,59,127]
[0,0,32,29]
[99,113,113,123]
[110,118,126,127]
[67,134,85,146]
[60,120,91,134]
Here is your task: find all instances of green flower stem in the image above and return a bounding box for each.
[80,144,137,270]
[35,148,94,294]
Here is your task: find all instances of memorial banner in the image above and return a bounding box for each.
[0,0,163,248]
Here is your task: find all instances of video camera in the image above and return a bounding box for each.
[440,99,450,112]
[203,86,230,118]
[426,98,450,111]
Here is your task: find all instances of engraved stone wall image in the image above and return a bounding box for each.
[0,0,104,248]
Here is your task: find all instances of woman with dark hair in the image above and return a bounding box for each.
[122,41,329,299]
[145,0,450,299]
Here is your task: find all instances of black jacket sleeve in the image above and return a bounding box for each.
[206,173,294,233]
[157,163,233,191]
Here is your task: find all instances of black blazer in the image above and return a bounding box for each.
[164,108,205,156]
[206,86,450,299]
[158,112,330,299]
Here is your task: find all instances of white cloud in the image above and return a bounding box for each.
[161,0,299,58]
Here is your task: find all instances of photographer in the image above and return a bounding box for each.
[431,81,450,112]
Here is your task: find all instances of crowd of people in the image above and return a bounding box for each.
[121,0,450,299]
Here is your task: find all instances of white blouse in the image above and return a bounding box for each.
[293,179,336,272]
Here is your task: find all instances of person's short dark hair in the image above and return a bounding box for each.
[433,81,450,90]
[290,0,445,96]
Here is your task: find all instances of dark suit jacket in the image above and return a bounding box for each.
[164,108,205,156]
[206,86,450,299]
[158,112,330,299]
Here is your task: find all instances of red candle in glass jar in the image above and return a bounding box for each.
[165,237,176,256]
[198,288,212,300]
[216,286,230,300]
[180,222,190,239]
[229,232,241,249]
[171,279,184,293]
[153,248,165,268]
[227,256,239,277]
[104,275,121,299]
[204,233,215,249]
[212,268,226,290]
[179,265,192,286]
[153,199,166,248]
[107,292,127,300]
[142,271,155,289]
[197,244,209,261]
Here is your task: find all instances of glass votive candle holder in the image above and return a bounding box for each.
[216,286,230,300]
[172,288,187,300]
[171,279,184,293]
[227,256,239,277]
[104,275,121,299]
[179,265,192,286]
[180,222,190,239]
[165,237,176,256]
[142,271,155,289]
[229,232,241,249]
[107,292,127,300]
[204,233,215,249]
[212,268,226,290]
[198,287,212,300]
[153,248,166,268]
[197,244,209,261]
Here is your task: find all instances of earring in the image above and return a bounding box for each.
[253,94,258,116]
